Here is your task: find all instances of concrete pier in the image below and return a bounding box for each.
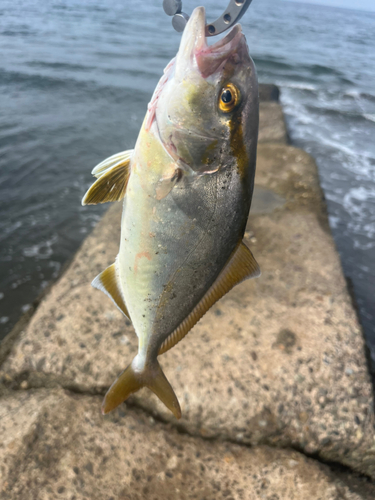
[1,86,374,499]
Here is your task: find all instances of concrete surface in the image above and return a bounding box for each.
[259,102,289,144]
[1,86,374,497]
[1,389,374,500]
[258,83,280,102]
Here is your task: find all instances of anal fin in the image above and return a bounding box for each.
[82,151,132,205]
[92,260,130,319]
[159,241,260,355]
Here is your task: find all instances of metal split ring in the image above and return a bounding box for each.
[162,0,253,36]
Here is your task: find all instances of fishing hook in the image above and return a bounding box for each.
[162,0,254,36]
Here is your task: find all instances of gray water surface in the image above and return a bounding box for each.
[1,0,374,369]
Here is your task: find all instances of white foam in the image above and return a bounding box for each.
[0,317,9,324]
[282,94,375,184]
[328,215,340,229]
[48,260,61,278]
[280,82,317,92]
[344,90,361,100]
[2,220,22,238]
[281,92,316,126]
[343,186,375,216]
[23,235,57,259]
[364,114,375,123]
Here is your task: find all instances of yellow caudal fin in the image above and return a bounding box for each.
[82,150,133,205]
[102,359,181,419]
[102,363,142,415]
[159,240,260,355]
[146,362,181,418]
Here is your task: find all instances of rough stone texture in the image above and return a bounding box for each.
[259,102,289,144]
[1,389,373,500]
[1,142,374,479]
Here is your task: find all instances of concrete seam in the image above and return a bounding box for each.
[2,375,374,490]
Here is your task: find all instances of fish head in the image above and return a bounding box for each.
[154,6,258,175]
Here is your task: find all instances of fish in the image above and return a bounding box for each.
[82,6,260,419]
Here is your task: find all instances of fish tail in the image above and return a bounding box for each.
[101,358,181,419]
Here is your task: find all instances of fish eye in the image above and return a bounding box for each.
[219,83,240,113]
[221,89,232,103]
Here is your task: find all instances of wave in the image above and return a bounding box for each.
[343,186,375,217]
[27,61,96,72]
[280,82,318,92]
[362,92,375,103]
[1,29,36,37]
[281,86,375,130]
[305,105,375,125]
[364,114,375,123]
[281,92,375,182]
[312,131,375,166]
[257,57,350,82]
[0,68,151,101]
[308,63,345,77]
[280,84,375,109]
[253,57,293,71]
[0,68,93,91]
[343,90,375,103]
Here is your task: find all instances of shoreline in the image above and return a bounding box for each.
[1,85,374,498]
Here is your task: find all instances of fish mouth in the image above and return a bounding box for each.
[176,7,246,79]
[196,24,244,78]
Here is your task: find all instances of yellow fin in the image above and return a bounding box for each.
[92,149,133,178]
[102,363,142,415]
[92,261,130,319]
[82,152,132,205]
[146,360,181,419]
[159,241,260,355]
[102,359,181,419]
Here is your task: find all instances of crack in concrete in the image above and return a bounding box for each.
[2,370,375,496]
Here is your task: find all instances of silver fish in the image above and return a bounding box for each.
[82,6,260,419]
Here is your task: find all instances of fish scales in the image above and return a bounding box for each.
[82,7,260,419]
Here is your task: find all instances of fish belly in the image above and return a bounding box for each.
[118,161,252,359]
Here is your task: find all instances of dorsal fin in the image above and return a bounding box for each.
[92,261,130,319]
[159,241,260,355]
[82,151,132,205]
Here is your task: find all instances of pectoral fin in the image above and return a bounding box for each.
[159,241,260,355]
[155,168,183,200]
[92,149,133,178]
[82,150,133,205]
[92,260,130,319]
